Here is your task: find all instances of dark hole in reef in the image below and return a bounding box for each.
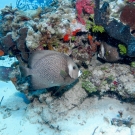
[131,29,135,35]
[87,90,135,104]
[81,61,88,69]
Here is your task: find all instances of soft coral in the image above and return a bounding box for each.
[76,0,94,25]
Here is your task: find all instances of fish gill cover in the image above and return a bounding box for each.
[16,0,54,11]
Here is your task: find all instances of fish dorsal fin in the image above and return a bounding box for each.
[28,50,60,68]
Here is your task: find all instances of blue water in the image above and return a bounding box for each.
[16,0,53,10]
[0,0,53,10]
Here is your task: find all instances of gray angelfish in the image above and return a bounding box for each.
[20,50,82,90]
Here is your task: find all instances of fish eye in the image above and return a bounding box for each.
[73,66,76,70]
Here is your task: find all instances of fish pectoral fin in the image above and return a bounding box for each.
[60,70,68,80]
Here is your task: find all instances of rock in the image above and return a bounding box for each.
[26,27,41,50]
[92,69,104,79]
[1,33,16,54]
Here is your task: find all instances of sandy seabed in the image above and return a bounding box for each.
[0,56,135,135]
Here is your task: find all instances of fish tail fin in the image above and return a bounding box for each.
[19,66,31,77]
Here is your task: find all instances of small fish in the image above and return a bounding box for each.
[98,42,121,62]
[20,50,82,90]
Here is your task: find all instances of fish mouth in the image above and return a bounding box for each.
[78,70,82,77]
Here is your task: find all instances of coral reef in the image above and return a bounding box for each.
[1,1,135,134]
[0,3,92,63]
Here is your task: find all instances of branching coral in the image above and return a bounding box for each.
[39,31,61,51]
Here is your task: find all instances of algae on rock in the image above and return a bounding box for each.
[81,70,91,79]
[82,81,97,93]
